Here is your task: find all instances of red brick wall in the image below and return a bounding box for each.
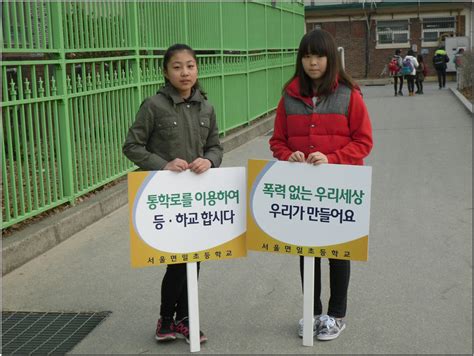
[305,14,466,79]
[321,21,367,79]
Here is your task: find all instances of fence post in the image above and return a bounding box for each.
[265,4,269,113]
[219,0,227,135]
[184,1,189,44]
[280,6,283,90]
[50,2,74,203]
[245,0,250,124]
[130,0,142,112]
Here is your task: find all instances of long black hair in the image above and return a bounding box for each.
[284,29,356,97]
[162,43,206,96]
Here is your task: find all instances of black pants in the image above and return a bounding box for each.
[416,79,424,93]
[436,68,446,88]
[393,75,403,93]
[299,256,350,318]
[160,262,200,320]
[406,75,415,93]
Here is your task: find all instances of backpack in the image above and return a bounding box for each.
[388,57,401,74]
[401,57,414,75]
[433,54,446,68]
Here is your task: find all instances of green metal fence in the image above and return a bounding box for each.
[1,0,304,229]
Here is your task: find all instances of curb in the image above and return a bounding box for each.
[450,87,473,114]
[361,76,451,86]
[1,113,275,276]
[358,78,390,86]
[2,182,129,275]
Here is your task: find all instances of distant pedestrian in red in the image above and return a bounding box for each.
[389,49,404,96]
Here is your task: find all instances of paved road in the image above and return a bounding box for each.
[2,82,472,354]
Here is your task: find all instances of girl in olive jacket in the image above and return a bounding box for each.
[123,44,223,345]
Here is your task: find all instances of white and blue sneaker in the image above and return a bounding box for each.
[316,315,346,341]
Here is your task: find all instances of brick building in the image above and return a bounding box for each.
[305,1,472,79]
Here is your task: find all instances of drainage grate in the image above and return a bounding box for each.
[2,311,111,355]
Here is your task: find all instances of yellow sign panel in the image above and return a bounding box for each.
[129,168,247,267]
[247,159,372,261]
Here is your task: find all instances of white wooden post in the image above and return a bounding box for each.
[302,256,315,346]
[187,262,200,352]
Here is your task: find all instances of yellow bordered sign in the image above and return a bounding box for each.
[129,168,247,267]
[247,159,372,261]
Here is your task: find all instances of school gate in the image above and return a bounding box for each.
[1,1,305,229]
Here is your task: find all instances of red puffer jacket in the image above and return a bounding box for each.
[269,77,373,165]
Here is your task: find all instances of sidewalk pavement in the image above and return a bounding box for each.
[2,82,472,354]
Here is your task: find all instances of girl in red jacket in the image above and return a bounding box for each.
[269,29,373,341]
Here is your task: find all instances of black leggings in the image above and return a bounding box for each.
[393,75,403,93]
[406,75,415,93]
[416,79,424,93]
[160,262,200,320]
[299,257,350,318]
[436,68,446,88]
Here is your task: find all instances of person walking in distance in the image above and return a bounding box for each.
[415,54,426,95]
[433,46,450,89]
[402,49,419,96]
[454,48,465,89]
[389,49,404,96]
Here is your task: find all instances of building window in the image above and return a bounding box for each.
[422,17,455,45]
[376,20,409,47]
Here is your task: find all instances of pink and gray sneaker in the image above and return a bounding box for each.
[174,317,208,344]
[155,316,176,342]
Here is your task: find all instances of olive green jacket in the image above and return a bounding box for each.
[123,84,223,170]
